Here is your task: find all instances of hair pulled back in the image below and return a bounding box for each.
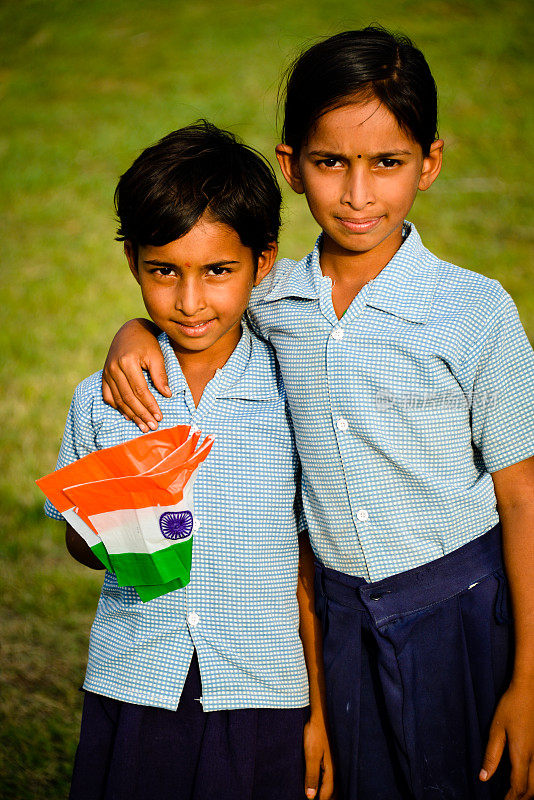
[280,26,438,155]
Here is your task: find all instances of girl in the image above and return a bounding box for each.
[101,27,534,800]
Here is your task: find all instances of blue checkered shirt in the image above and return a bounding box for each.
[45,325,309,711]
[247,223,534,581]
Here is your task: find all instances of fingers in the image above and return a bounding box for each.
[145,352,171,399]
[105,369,153,432]
[505,747,534,800]
[108,360,163,432]
[528,756,534,799]
[118,356,165,421]
[318,754,335,800]
[304,755,320,799]
[106,376,150,432]
[102,376,118,409]
[480,721,506,783]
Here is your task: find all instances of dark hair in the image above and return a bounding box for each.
[115,121,281,262]
[280,26,438,155]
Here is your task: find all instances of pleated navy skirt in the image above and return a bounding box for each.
[69,651,308,800]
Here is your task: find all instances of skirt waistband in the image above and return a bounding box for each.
[315,524,504,628]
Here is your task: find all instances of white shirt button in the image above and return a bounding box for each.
[187,612,200,627]
[190,424,199,434]
[331,327,344,341]
[356,509,369,522]
[336,417,349,432]
[192,518,201,532]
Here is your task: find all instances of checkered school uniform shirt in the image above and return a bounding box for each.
[45,325,309,711]
[247,223,534,582]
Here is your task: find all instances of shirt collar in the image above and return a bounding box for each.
[158,323,278,402]
[364,223,439,324]
[262,222,439,324]
[262,242,321,303]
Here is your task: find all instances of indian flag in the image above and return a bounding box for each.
[37,425,213,600]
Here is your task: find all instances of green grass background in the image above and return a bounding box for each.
[1,0,532,796]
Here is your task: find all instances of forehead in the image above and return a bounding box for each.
[140,216,247,264]
[305,101,417,154]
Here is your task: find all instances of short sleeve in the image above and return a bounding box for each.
[44,381,98,520]
[468,293,534,472]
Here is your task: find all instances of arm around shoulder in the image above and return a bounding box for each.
[101,318,169,432]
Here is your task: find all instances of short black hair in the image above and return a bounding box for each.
[115,121,282,261]
[280,26,438,155]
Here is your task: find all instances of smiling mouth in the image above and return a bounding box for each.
[336,216,383,232]
[174,319,215,337]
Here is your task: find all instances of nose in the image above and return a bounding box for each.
[340,164,375,210]
[176,276,206,316]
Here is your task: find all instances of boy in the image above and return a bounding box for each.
[44,122,333,800]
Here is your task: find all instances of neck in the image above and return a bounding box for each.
[169,325,242,406]
[320,224,405,287]
[319,225,406,319]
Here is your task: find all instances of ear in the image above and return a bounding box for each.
[124,241,140,284]
[254,241,278,286]
[418,139,444,191]
[275,143,305,194]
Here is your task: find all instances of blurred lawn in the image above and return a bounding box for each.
[0,0,532,796]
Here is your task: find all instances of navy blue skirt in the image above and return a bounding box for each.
[315,524,513,800]
[69,652,308,800]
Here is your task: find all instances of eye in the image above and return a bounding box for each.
[377,158,401,168]
[316,157,343,169]
[208,266,231,276]
[152,267,176,277]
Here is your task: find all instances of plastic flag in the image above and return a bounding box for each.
[37,425,213,601]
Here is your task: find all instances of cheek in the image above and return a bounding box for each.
[386,175,420,208]
[305,178,336,213]
[141,284,174,313]
[214,281,252,318]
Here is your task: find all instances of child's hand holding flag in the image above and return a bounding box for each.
[37,425,213,601]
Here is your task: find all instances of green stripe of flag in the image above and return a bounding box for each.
[107,538,193,588]
[91,541,113,571]
[135,576,189,602]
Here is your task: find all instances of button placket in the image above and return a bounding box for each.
[331,327,344,341]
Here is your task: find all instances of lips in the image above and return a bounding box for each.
[336,216,383,233]
[174,319,215,337]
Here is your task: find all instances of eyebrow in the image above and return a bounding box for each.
[308,149,413,158]
[143,259,240,269]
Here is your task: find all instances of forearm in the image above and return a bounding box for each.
[480,460,534,792]
[297,531,328,720]
[66,523,105,570]
[499,501,534,684]
[123,317,161,337]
